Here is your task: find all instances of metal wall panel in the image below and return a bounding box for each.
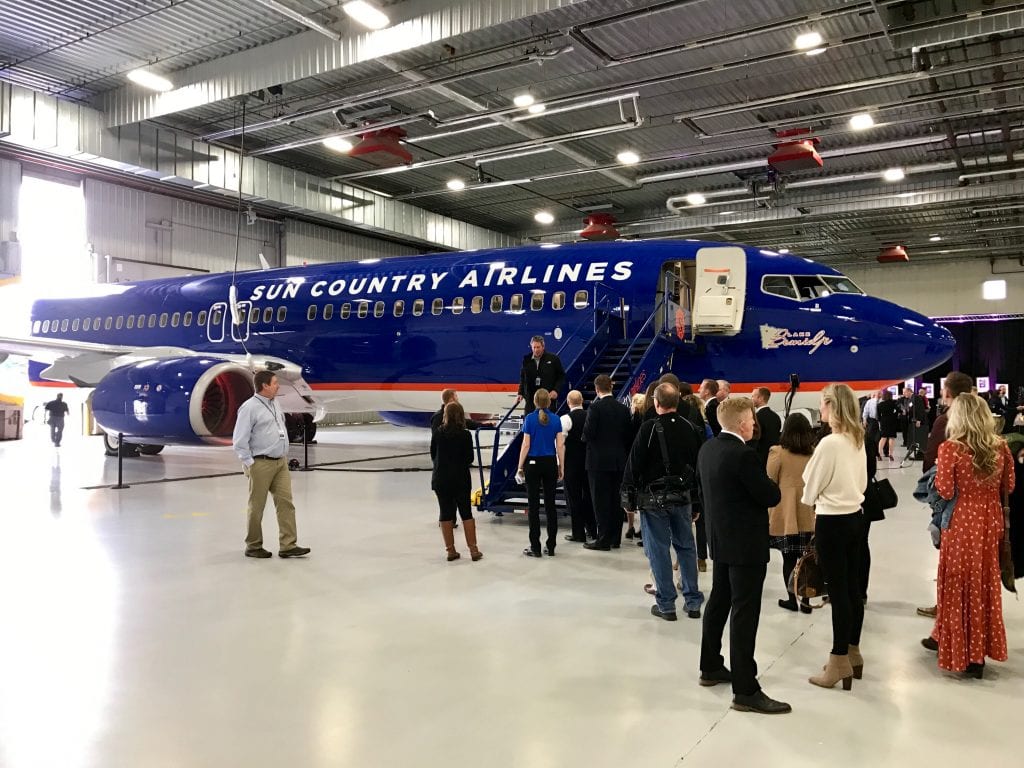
[0,158,19,243]
[284,220,422,266]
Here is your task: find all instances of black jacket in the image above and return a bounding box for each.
[564,407,588,468]
[753,407,782,466]
[518,351,566,402]
[583,395,633,471]
[696,433,781,565]
[704,398,722,436]
[430,427,474,491]
[622,412,702,494]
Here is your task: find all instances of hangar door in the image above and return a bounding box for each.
[692,247,747,336]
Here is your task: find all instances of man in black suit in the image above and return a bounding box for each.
[560,390,595,542]
[582,375,633,551]
[750,387,782,466]
[697,397,789,715]
[517,335,566,415]
[698,378,721,436]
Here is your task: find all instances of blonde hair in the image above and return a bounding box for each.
[717,396,755,431]
[946,393,1002,480]
[631,393,647,414]
[821,383,864,448]
[534,389,551,426]
[683,394,707,424]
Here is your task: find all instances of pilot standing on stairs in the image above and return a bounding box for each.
[517,335,566,415]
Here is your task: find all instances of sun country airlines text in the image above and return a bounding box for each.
[247,261,634,302]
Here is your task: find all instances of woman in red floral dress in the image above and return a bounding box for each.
[924,393,1015,678]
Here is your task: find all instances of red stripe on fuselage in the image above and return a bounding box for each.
[306,380,899,393]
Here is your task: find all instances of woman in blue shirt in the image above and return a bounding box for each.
[517,389,566,556]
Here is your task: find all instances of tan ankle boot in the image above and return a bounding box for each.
[441,521,460,561]
[462,517,482,561]
[848,645,863,679]
[809,653,854,690]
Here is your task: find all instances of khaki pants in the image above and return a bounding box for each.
[245,457,298,551]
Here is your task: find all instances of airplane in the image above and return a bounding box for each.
[0,239,955,464]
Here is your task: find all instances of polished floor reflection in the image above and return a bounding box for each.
[0,424,1020,768]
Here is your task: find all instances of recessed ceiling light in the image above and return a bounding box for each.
[718,210,737,216]
[534,211,554,224]
[794,31,824,50]
[929,235,942,242]
[805,47,827,56]
[127,69,173,92]
[685,192,706,206]
[322,136,353,153]
[896,192,918,198]
[527,103,546,114]
[513,93,535,108]
[616,150,640,165]
[446,179,466,191]
[779,248,790,254]
[883,167,905,182]
[849,113,874,130]
[342,1,390,30]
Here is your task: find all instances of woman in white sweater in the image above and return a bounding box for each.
[801,383,868,691]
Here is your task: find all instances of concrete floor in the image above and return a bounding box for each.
[0,422,1021,768]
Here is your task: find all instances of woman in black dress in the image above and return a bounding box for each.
[876,389,898,461]
[430,402,481,562]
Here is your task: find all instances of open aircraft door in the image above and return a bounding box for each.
[692,247,747,336]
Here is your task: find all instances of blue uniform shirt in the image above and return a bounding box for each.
[523,409,561,457]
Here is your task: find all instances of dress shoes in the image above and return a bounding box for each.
[650,605,677,621]
[921,636,939,652]
[279,546,311,558]
[564,535,587,542]
[245,548,272,559]
[699,667,732,687]
[543,547,556,556]
[687,608,701,619]
[917,605,937,618]
[964,662,985,679]
[523,548,542,558]
[731,691,792,714]
[583,542,611,551]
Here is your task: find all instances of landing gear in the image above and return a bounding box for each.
[285,413,317,443]
[138,444,165,455]
[103,432,140,457]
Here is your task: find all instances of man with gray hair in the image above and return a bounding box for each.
[560,390,595,542]
[517,335,566,415]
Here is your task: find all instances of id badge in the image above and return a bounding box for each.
[534,376,541,386]
[278,430,286,439]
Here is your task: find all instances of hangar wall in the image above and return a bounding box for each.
[284,220,422,266]
[843,258,1024,318]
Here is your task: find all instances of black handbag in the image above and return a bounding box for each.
[874,477,898,509]
[862,478,895,522]
[636,421,695,510]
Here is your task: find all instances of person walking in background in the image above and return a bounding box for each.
[583,375,633,551]
[560,390,595,543]
[430,402,481,562]
[923,394,1015,679]
[801,383,867,691]
[517,335,565,415]
[698,398,787,715]
[876,389,898,461]
[517,389,565,557]
[44,393,69,447]
[232,370,310,559]
[766,413,816,614]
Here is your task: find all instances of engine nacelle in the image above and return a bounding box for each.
[92,358,254,445]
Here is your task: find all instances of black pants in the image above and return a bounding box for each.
[699,561,766,696]
[782,551,799,596]
[435,486,472,523]
[525,455,558,554]
[694,510,708,559]
[563,457,595,540]
[815,513,866,655]
[50,420,65,446]
[589,469,624,547]
[859,519,872,600]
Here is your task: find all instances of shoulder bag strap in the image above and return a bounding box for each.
[653,420,672,476]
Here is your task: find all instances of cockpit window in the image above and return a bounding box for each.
[793,275,832,300]
[761,275,798,300]
[820,276,864,295]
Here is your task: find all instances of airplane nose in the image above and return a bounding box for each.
[911,313,956,371]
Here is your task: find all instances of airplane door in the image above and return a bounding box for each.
[692,247,747,335]
[207,302,227,343]
[231,300,252,343]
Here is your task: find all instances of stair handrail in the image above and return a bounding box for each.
[474,398,522,503]
[609,298,666,383]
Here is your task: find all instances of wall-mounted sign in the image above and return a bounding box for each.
[977,376,990,393]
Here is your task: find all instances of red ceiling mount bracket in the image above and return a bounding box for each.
[768,128,822,173]
[878,245,909,263]
[580,213,619,241]
[349,127,413,166]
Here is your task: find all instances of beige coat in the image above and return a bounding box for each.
[766,445,815,536]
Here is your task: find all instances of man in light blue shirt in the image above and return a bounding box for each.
[232,370,310,559]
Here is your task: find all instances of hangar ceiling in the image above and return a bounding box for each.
[2,0,1023,267]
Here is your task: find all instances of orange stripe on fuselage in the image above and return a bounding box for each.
[306,380,899,393]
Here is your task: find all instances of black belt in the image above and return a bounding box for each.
[253,454,282,460]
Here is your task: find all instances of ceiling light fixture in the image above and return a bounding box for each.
[322,136,353,153]
[849,113,874,131]
[929,235,942,242]
[127,69,173,92]
[527,103,547,114]
[794,31,824,50]
[883,167,905,182]
[534,211,555,224]
[779,248,790,254]
[805,47,827,56]
[342,1,390,30]
[446,179,466,191]
[685,192,706,206]
[616,150,640,165]
[718,210,737,216]
[513,93,535,108]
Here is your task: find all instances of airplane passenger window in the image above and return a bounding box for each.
[340,303,351,320]
[198,311,208,326]
[42,320,51,333]
[32,320,40,334]
[81,319,89,332]
[72,319,80,331]
[412,299,424,316]
[471,296,483,314]
[276,307,287,323]
[104,317,112,330]
[323,304,334,321]
[374,301,385,318]
[490,295,503,313]
[357,302,369,319]
[573,290,589,309]
[530,292,544,311]
[509,294,523,312]
[792,275,830,300]
[209,309,221,327]
[61,319,69,332]
[394,300,405,317]
[95,316,103,329]
[247,308,258,324]
[138,314,146,328]
[146,314,156,328]
[761,275,798,300]
[116,316,124,330]
[307,305,317,321]
[158,314,168,328]
[452,297,465,315]
[432,298,444,316]
[262,308,272,324]
[126,316,134,329]
[552,292,566,310]
[184,311,193,327]
[821,276,863,295]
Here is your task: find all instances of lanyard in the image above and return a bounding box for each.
[257,397,284,432]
